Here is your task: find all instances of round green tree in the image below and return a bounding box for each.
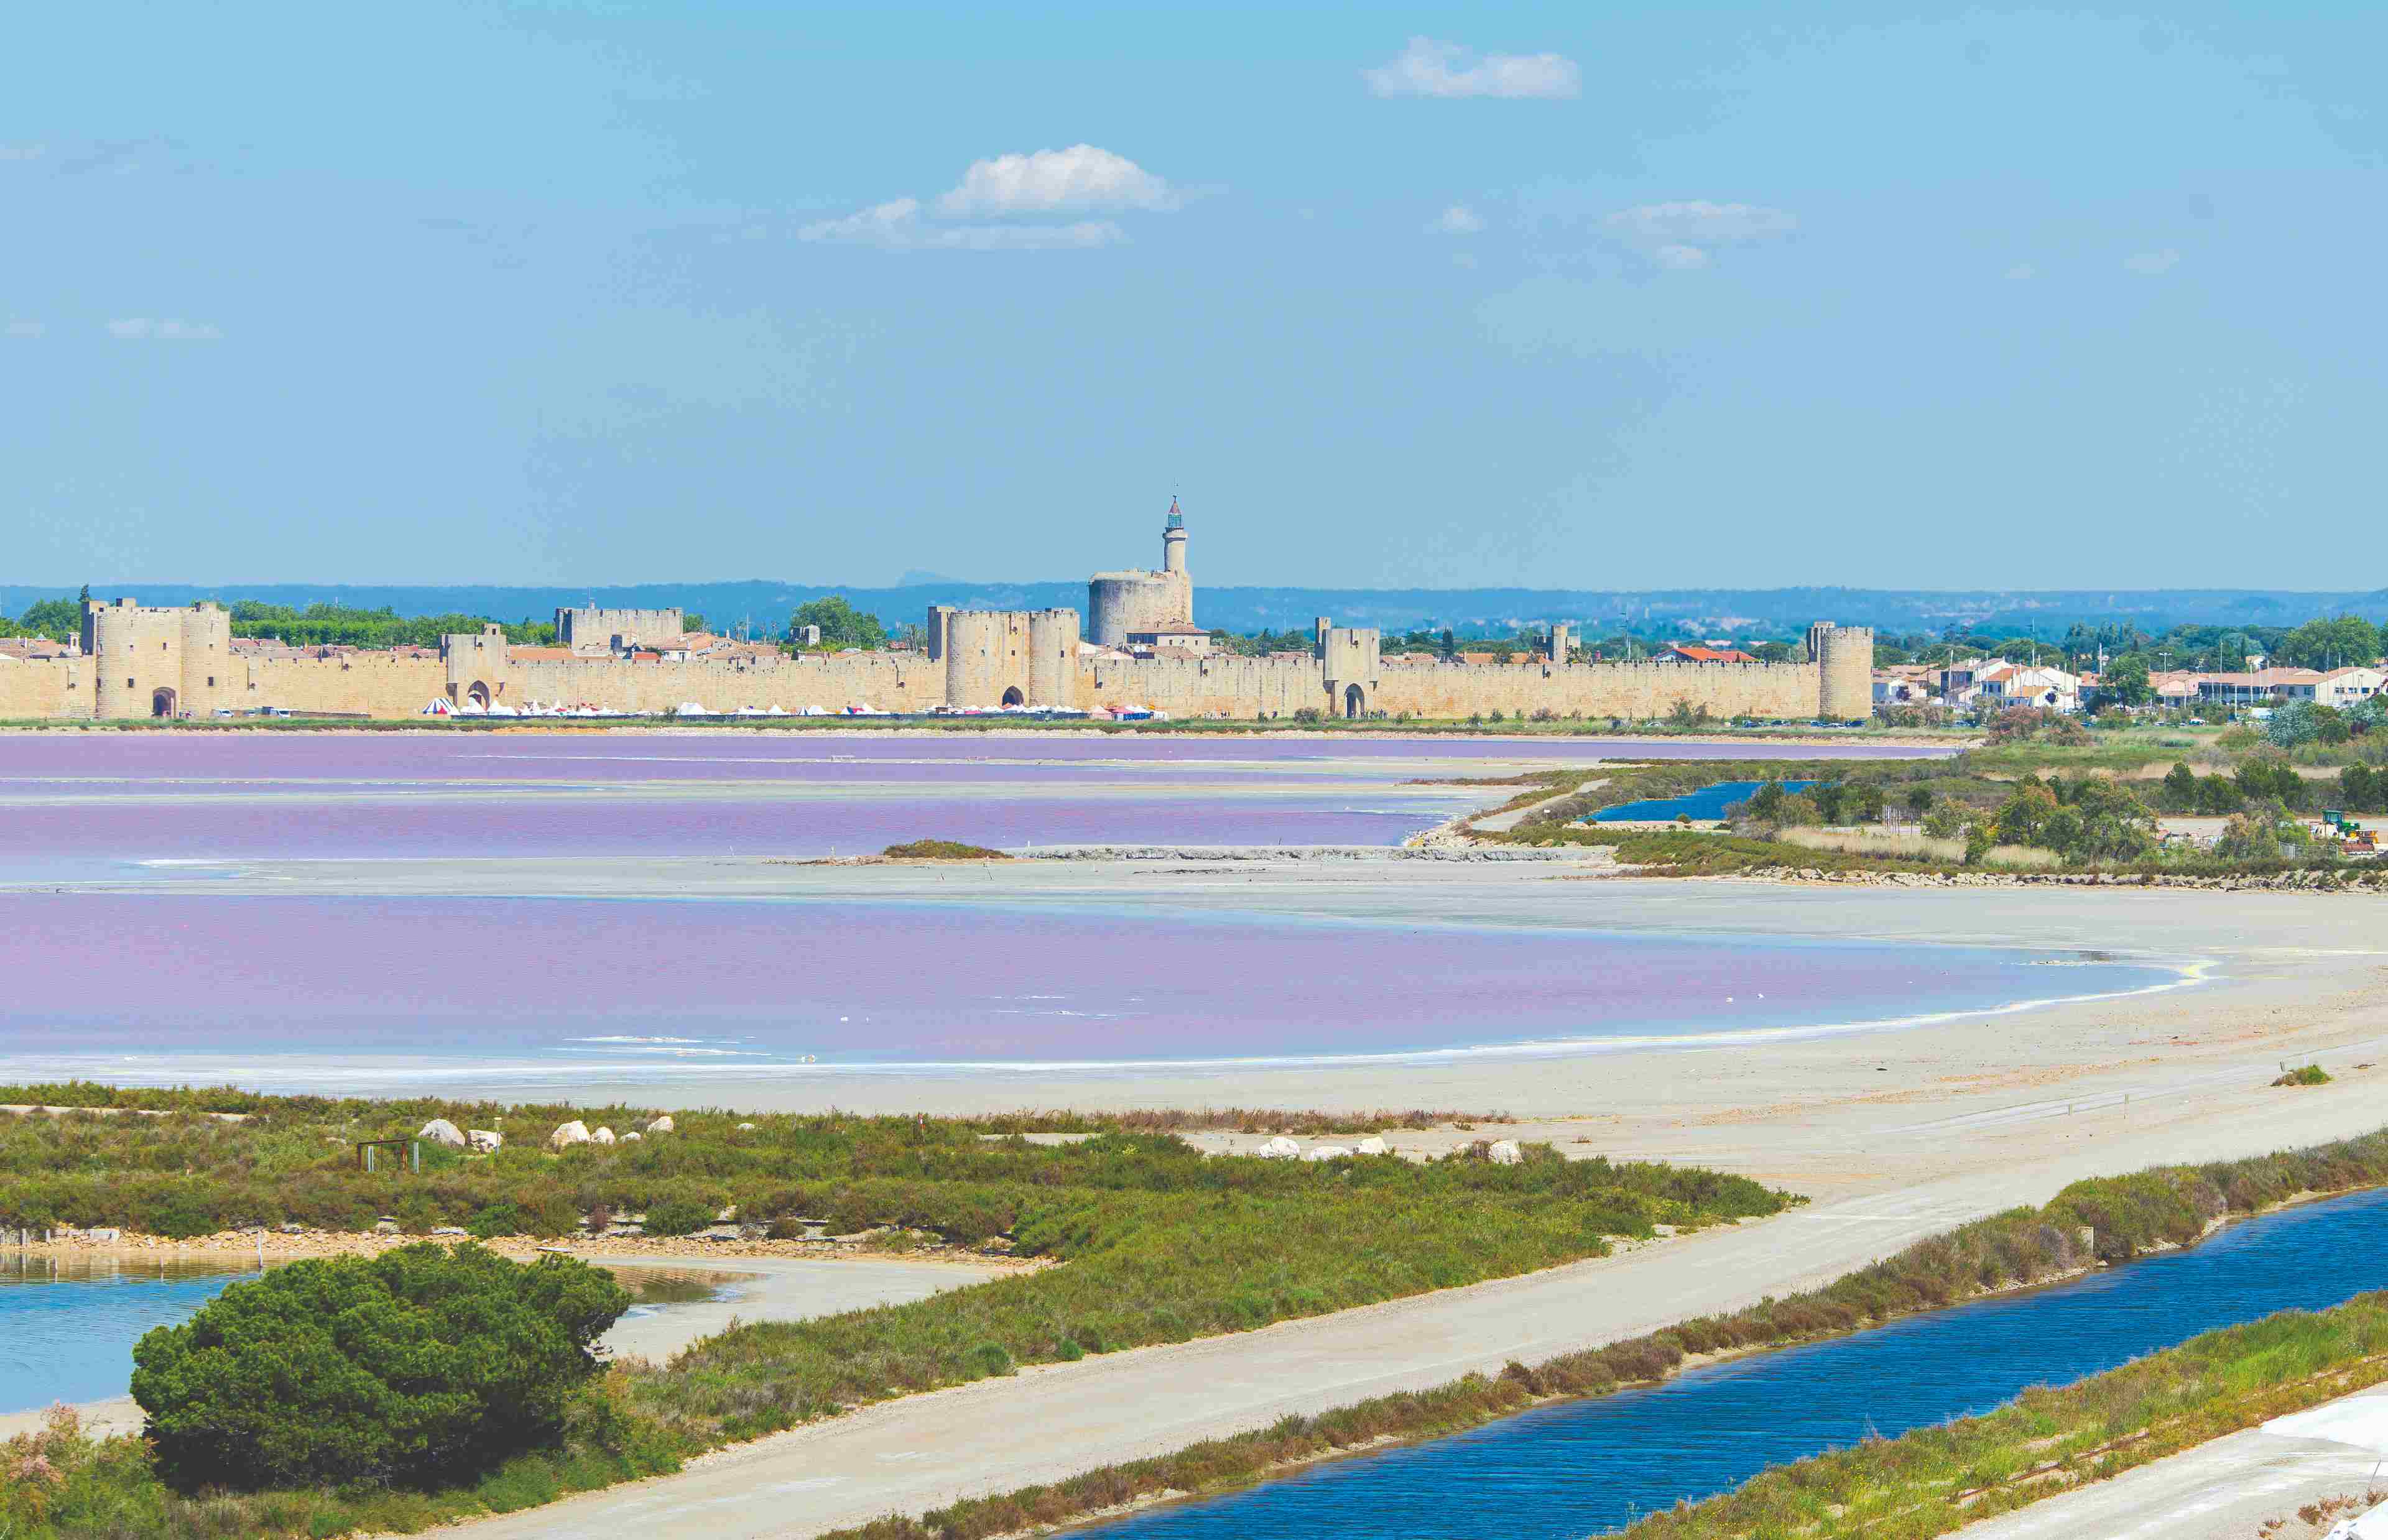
[130,1242,629,1489]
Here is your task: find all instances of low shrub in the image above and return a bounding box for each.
[881,839,1009,860]
[640,1196,718,1237]
[130,1243,629,1490]
[2274,1064,2334,1087]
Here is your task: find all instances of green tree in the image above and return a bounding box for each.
[2160,762,2198,811]
[789,596,887,650]
[2099,652,2153,708]
[17,596,81,641]
[131,1242,628,1490]
[2276,614,2385,671]
[2263,703,2325,749]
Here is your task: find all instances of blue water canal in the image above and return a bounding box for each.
[0,1256,257,1409]
[1087,1186,2388,1540]
[1592,779,1817,822]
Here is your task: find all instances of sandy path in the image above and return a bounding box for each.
[596,1255,1002,1364]
[449,1073,2388,1540]
[1953,1386,2388,1538]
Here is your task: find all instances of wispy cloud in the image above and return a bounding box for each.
[2005,262,2037,281]
[1607,200,1796,269]
[105,318,223,340]
[57,138,156,176]
[2124,249,2182,275]
[1364,37,1581,99]
[1428,204,1486,236]
[4,320,43,338]
[937,145,1175,216]
[797,198,1124,252]
[804,146,1173,253]
[0,142,44,163]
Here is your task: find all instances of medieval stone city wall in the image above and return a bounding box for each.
[1081,653,1328,717]
[245,653,448,717]
[1371,658,1823,721]
[555,606,684,649]
[6,646,1846,721]
[516,651,943,714]
[0,658,90,720]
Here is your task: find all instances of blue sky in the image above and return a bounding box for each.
[4,3,2381,590]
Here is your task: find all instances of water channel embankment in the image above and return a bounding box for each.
[1060,1185,2388,1540]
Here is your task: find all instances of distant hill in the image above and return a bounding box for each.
[6,580,2384,640]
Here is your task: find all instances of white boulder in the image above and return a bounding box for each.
[417,1118,466,1148]
[622,1131,642,1142]
[591,1126,616,1145]
[646,1115,675,1134]
[1355,1135,1390,1156]
[1488,1138,1524,1166]
[736,1122,757,1132]
[1256,1136,1300,1160]
[1300,1145,1353,1163]
[467,1128,503,1153]
[549,1120,591,1151]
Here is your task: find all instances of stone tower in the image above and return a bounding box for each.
[1162,497,1188,577]
[1807,622,1875,722]
[1088,497,1196,648]
[82,598,231,719]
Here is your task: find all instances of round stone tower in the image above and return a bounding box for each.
[1088,497,1195,648]
[1810,624,1875,722]
[1026,608,1079,708]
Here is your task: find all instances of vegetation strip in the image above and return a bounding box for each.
[1470,746,2388,884]
[801,1131,2388,1540]
[1604,1303,2388,1538]
[0,1087,1776,1538]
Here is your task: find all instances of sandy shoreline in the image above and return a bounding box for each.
[24,854,2388,1204]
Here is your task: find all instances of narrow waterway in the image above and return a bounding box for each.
[1088,1185,2388,1539]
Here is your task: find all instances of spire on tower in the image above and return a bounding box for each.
[1165,495,1184,532]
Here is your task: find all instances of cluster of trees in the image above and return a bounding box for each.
[785,595,887,651]
[0,592,86,641]
[1870,614,2387,677]
[1983,705,2092,745]
[2159,756,2388,816]
[2266,698,2386,747]
[227,602,562,648]
[1982,778,2159,864]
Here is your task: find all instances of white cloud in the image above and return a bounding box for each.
[1428,204,1486,236]
[798,198,925,246]
[1364,37,1581,99]
[1608,201,1797,244]
[2124,248,2182,275]
[2005,262,2037,281]
[104,318,223,340]
[1605,200,1795,270]
[1452,252,1479,270]
[4,320,42,338]
[797,198,1123,252]
[0,142,44,162]
[937,145,1175,216]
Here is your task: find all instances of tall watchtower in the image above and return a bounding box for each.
[1162,496,1188,576]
